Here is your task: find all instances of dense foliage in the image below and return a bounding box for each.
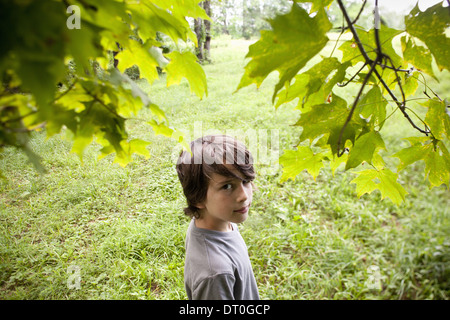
[0,0,208,175]
[237,0,450,204]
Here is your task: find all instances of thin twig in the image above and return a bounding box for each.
[337,56,380,157]
[413,72,443,101]
[329,28,345,58]
[337,0,367,31]
[385,55,406,103]
[336,0,371,63]
[377,63,409,73]
[337,0,409,74]
[378,104,399,129]
[372,67,430,135]
[337,62,368,87]
[403,105,432,135]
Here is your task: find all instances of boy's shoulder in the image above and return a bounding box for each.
[184,219,260,300]
[185,219,246,276]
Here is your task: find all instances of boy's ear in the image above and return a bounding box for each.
[194,202,206,209]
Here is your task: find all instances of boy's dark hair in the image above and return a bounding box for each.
[176,135,255,219]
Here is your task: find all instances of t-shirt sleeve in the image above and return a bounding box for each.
[192,273,235,300]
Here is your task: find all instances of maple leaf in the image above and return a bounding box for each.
[236,4,332,99]
[392,137,450,189]
[279,146,326,182]
[351,168,408,205]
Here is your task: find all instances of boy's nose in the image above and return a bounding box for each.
[236,182,249,203]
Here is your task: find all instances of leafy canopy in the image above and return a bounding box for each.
[237,0,450,204]
[0,0,208,173]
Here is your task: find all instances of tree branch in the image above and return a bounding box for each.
[336,0,371,63]
[372,67,430,135]
[414,72,443,101]
[337,62,367,87]
[337,56,380,157]
[336,0,431,141]
[336,0,367,31]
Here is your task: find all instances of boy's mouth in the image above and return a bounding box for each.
[234,205,249,214]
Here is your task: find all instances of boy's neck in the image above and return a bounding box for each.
[195,216,233,232]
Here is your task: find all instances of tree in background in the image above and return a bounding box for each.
[194,0,212,62]
[211,0,290,38]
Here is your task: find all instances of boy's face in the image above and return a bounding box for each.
[196,165,253,228]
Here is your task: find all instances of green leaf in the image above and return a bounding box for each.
[65,22,102,72]
[236,4,331,99]
[15,60,62,113]
[355,85,387,130]
[128,2,196,44]
[294,0,334,13]
[422,98,450,140]
[171,128,191,153]
[125,138,151,159]
[45,104,78,137]
[401,35,436,79]
[1,0,208,176]
[104,138,151,168]
[324,60,353,97]
[279,146,326,182]
[405,2,450,71]
[109,69,151,108]
[116,39,160,84]
[57,86,91,113]
[392,137,429,172]
[294,93,348,142]
[294,93,366,155]
[328,152,348,176]
[148,119,174,137]
[346,131,386,170]
[274,57,344,110]
[149,104,168,123]
[392,137,450,189]
[402,70,419,98]
[424,141,450,188]
[81,0,130,32]
[70,106,96,160]
[165,51,208,99]
[70,93,128,163]
[351,168,408,205]
[339,25,403,67]
[274,74,310,110]
[151,0,210,21]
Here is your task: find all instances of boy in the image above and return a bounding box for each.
[176,135,260,300]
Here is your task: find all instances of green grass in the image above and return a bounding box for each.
[0,36,449,300]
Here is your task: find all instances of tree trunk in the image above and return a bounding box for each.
[242,0,248,39]
[203,0,211,62]
[222,2,229,35]
[194,17,204,61]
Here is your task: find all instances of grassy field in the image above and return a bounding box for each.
[0,37,449,300]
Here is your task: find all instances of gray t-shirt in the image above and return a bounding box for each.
[184,219,260,300]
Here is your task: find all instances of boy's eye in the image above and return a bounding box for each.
[222,183,232,190]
